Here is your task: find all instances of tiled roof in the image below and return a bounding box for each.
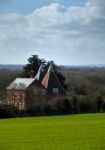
[6,78,35,90]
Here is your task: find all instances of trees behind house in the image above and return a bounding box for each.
[21,55,46,78]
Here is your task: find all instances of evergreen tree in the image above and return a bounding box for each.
[21,55,46,78]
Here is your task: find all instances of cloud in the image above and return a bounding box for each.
[0,0,105,64]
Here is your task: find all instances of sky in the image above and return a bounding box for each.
[0,0,105,65]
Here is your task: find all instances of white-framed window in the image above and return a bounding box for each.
[53,88,59,93]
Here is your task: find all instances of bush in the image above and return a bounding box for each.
[57,98,73,114]
[72,96,80,114]
[79,97,91,113]
[44,106,57,115]
[96,96,104,112]
[0,104,19,118]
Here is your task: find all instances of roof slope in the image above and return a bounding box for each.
[41,64,66,94]
[34,64,44,82]
[6,78,35,90]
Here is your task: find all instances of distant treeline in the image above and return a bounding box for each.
[0,64,23,70]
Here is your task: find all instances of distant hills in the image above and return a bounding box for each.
[64,64,105,68]
[60,64,105,71]
[0,64,105,71]
[0,64,23,70]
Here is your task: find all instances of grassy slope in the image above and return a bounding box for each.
[0,114,105,150]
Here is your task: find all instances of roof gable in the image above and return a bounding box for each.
[47,72,66,94]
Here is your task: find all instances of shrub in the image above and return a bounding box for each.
[0,104,19,118]
[57,98,73,114]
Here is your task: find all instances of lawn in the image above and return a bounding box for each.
[0,113,105,150]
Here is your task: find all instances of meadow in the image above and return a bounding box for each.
[0,113,105,150]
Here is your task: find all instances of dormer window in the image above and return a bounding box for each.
[53,88,59,93]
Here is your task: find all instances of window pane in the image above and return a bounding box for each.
[53,88,59,93]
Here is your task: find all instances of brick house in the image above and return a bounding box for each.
[6,63,66,110]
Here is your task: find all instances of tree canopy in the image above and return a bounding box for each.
[21,55,46,78]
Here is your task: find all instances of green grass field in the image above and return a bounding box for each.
[0,113,105,150]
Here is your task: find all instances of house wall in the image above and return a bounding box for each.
[6,85,65,111]
[26,85,46,110]
[6,84,46,111]
[6,90,26,110]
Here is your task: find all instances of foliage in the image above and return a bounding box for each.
[96,95,104,112]
[21,55,46,78]
[0,104,19,118]
[0,69,21,91]
[57,98,73,114]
